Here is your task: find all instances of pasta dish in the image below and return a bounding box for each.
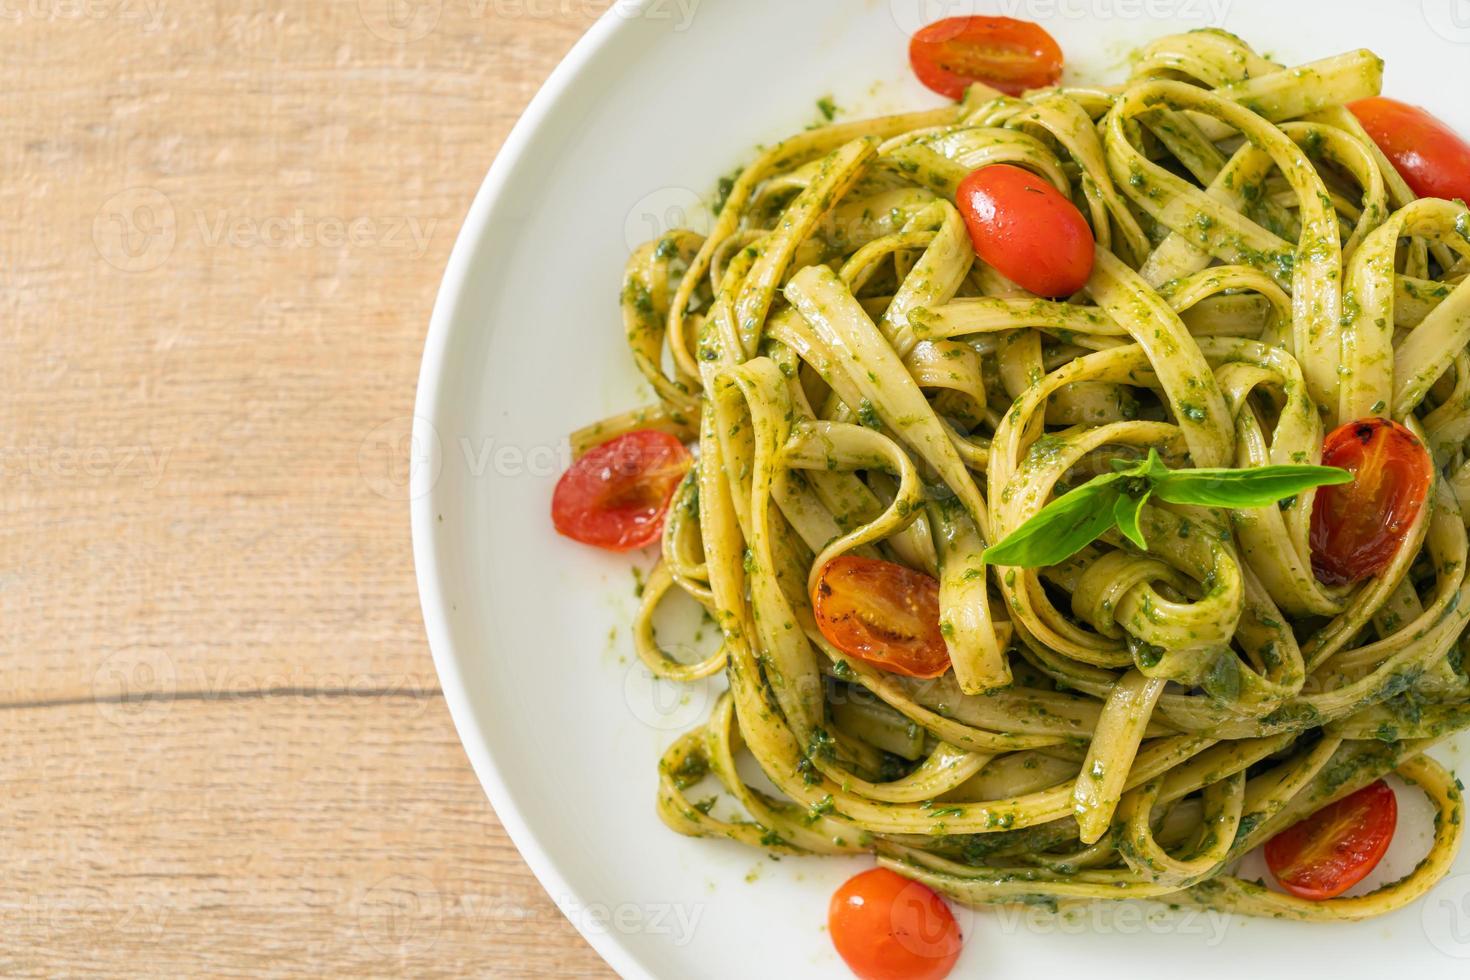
[547,18,1470,974]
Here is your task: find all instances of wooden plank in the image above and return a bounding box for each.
[0,694,611,977]
[0,3,603,702]
[3,1,617,973]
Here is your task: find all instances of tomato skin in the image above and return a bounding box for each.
[1265,780,1398,901]
[908,16,1063,100]
[1349,98,1470,204]
[957,164,1095,298]
[829,868,962,980]
[812,557,951,680]
[551,430,691,552]
[1309,419,1433,586]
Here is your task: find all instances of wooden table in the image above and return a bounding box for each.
[3,2,612,975]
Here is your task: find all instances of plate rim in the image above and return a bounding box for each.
[409,6,653,978]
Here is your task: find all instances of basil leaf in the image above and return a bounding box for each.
[1109,449,1171,481]
[1152,465,1351,508]
[1137,449,1172,482]
[983,477,1125,568]
[983,451,1350,569]
[1113,490,1151,550]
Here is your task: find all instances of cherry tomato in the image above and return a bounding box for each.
[551,430,691,552]
[1309,419,1432,586]
[1349,98,1470,204]
[957,164,1095,298]
[1264,780,1398,901]
[909,16,1063,100]
[829,868,962,980]
[812,557,951,679]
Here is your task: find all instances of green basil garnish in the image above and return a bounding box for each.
[983,450,1351,569]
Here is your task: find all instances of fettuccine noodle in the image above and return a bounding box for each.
[578,29,1470,919]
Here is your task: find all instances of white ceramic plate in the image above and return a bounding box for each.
[413,2,1470,976]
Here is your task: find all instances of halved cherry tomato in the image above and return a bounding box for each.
[551,430,691,552]
[1309,418,1433,586]
[957,164,1095,298]
[1264,780,1398,901]
[909,16,1063,100]
[1349,98,1470,204]
[811,556,950,679]
[829,868,962,980]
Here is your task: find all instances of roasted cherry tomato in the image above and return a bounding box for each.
[957,164,1095,298]
[1264,780,1398,901]
[1349,98,1470,204]
[811,556,950,679]
[829,868,962,980]
[1309,418,1432,586]
[551,430,691,552]
[909,16,1063,100]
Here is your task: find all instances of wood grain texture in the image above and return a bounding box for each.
[1,1,614,974]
